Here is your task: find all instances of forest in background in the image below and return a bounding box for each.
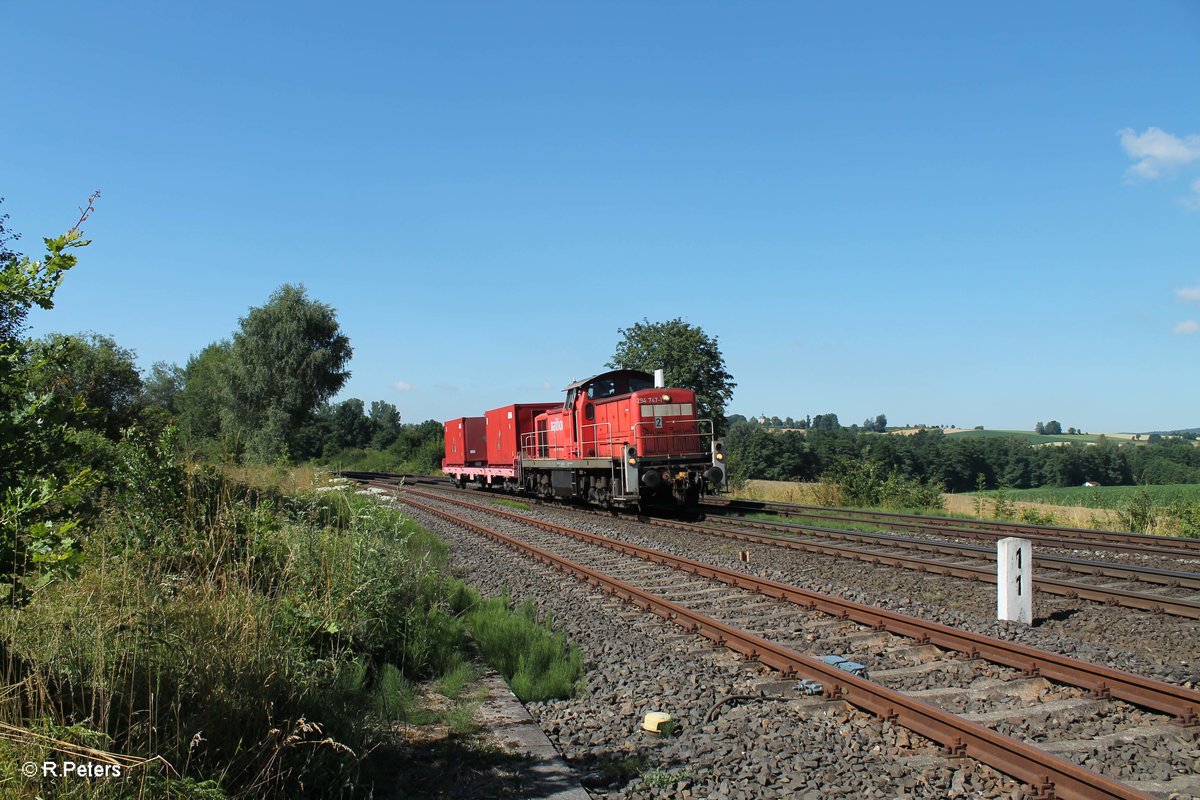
[723,417,1200,491]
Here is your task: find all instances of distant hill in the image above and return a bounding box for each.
[944,429,1113,444]
[1145,427,1200,436]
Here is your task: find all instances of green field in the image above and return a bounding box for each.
[944,429,1124,445]
[968,483,1199,509]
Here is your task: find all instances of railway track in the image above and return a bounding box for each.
[643,515,1200,620]
[703,498,1200,559]
[342,472,1199,561]
[693,514,1200,590]
[373,484,1200,800]
[350,475,1200,619]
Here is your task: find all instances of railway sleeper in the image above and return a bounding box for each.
[961,695,1109,725]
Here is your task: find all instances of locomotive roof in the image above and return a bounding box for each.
[563,369,654,392]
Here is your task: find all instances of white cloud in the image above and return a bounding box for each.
[1119,127,1200,180]
[393,380,414,391]
[1172,320,1200,335]
[1177,284,1200,303]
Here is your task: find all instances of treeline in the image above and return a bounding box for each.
[7,291,443,475]
[150,285,442,468]
[726,422,1200,491]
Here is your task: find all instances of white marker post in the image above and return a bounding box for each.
[997,537,1033,624]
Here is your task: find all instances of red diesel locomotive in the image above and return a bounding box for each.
[442,369,726,510]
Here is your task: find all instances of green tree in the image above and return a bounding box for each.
[607,318,736,436]
[176,341,233,446]
[329,398,373,453]
[1,194,99,594]
[0,197,26,344]
[227,284,352,461]
[139,361,183,433]
[28,332,143,440]
[1,195,97,493]
[1044,420,1063,435]
[811,413,840,431]
[369,400,402,449]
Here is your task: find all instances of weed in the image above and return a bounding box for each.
[444,701,480,736]
[642,766,695,788]
[597,753,649,779]
[1169,497,1200,538]
[1019,507,1058,526]
[439,660,483,700]
[990,486,1014,520]
[974,474,987,517]
[467,596,583,703]
[1117,487,1158,534]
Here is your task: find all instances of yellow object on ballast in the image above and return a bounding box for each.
[642,712,673,733]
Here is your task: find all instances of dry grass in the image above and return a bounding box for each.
[734,480,1124,528]
[940,493,1122,528]
[734,480,822,504]
[218,463,334,494]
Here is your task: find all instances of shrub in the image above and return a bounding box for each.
[1117,487,1158,534]
[820,460,944,512]
[1019,507,1058,526]
[1166,497,1200,538]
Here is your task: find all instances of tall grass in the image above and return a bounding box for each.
[967,484,1200,536]
[0,464,472,798]
[0,439,592,799]
[464,595,583,703]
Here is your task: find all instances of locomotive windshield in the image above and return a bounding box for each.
[586,380,615,399]
[585,373,653,399]
[627,374,653,392]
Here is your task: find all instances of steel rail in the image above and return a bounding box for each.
[361,479,1200,616]
[395,486,1200,724]
[638,516,1200,619]
[393,491,1159,800]
[691,515,1200,590]
[354,475,1200,589]
[704,498,1200,556]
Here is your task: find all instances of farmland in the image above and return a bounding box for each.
[967,483,1199,509]
[943,429,1142,445]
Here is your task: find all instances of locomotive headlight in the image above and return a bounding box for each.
[628,456,638,466]
[715,452,725,461]
[661,393,671,402]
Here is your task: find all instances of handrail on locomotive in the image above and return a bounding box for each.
[520,418,714,460]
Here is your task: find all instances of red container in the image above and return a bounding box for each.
[443,416,488,467]
[485,402,559,465]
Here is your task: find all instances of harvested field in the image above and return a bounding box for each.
[733,480,1125,529]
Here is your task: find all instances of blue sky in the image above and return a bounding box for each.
[6,1,1199,432]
